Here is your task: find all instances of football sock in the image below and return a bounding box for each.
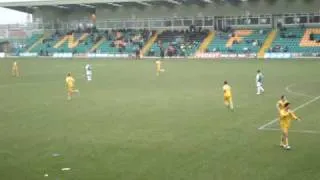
[280,135,285,146]
[229,102,234,110]
[284,137,289,147]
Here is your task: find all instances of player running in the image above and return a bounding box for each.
[256,70,264,95]
[279,102,301,150]
[66,73,80,100]
[223,81,234,111]
[12,61,19,77]
[156,60,165,76]
[85,64,92,81]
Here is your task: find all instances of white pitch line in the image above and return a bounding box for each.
[285,84,314,98]
[258,95,320,130]
[260,128,320,134]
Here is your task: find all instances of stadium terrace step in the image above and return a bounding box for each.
[207,29,270,54]
[258,29,277,58]
[226,30,252,47]
[147,30,208,57]
[300,28,320,47]
[90,37,106,53]
[226,36,242,47]
[27,34,46,52]
[268,28,320,53]
[54,35,69,48]
[142,31,158,56]
[197,31,215,53]
[68,33,89,49]
[234,30,252,36]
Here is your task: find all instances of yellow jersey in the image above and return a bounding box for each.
[280,109,298,127]
[66,76,75,88]
[156,60,161,68]
[223,84,232,97]
[277,99,288,111]
[12,62,18,68]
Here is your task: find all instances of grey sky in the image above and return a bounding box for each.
[0,7,30,24]
[0,0,35,24]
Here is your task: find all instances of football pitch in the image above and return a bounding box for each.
[0,58,320,180]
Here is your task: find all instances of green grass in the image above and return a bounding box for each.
[0,58,320,180]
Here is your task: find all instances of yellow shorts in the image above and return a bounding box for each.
[280,123,289,134]
[67,86,74,92]
[224,96,232,104]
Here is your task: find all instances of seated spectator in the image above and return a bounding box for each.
[252,40,258,47]
[243,47,251,53]
[259,29,264,35]
[148,48,155,56]
[233,40,238,45]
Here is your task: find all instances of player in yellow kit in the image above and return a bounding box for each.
[12,61,19,77]
[155,60,165,76]
[222,81,234,111]
[277,95,289,146]
[65,73,79,100]
[279,102,301,150]
[276,95,288,112]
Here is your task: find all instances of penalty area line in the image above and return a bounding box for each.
[285,84,314,98]
[258,95,320,130]
[260,128,320,134]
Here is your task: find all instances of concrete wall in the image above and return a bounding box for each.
[66,10,92,22]
[33,7,68,25]
[33,7,93,23]
[96,0,320,19]
[31,0,319,29]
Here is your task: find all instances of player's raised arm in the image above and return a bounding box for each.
[276,102,280,111]
[289,110,301,121]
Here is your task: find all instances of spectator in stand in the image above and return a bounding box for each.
[259,29,264,35]
[233,39,238,45]
[160,46,165,59]
[135,47,141,60]
[148,48,155,56]
[252,40,258,47]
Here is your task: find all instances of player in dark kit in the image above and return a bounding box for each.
[135,47,141,60]
[160,46,165,59]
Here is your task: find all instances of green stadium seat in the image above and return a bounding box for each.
[269,28,320,53]
[208,29,271,54]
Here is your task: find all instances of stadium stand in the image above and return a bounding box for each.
[27,28,154,56]
[207,29,270,54]
[29,28,95,55]
[147,29,209,57]
[94,29,153,54]
[0,0,319,59]
[12,26,320,57]
[25,33,42,50]
[269,27,320,53]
